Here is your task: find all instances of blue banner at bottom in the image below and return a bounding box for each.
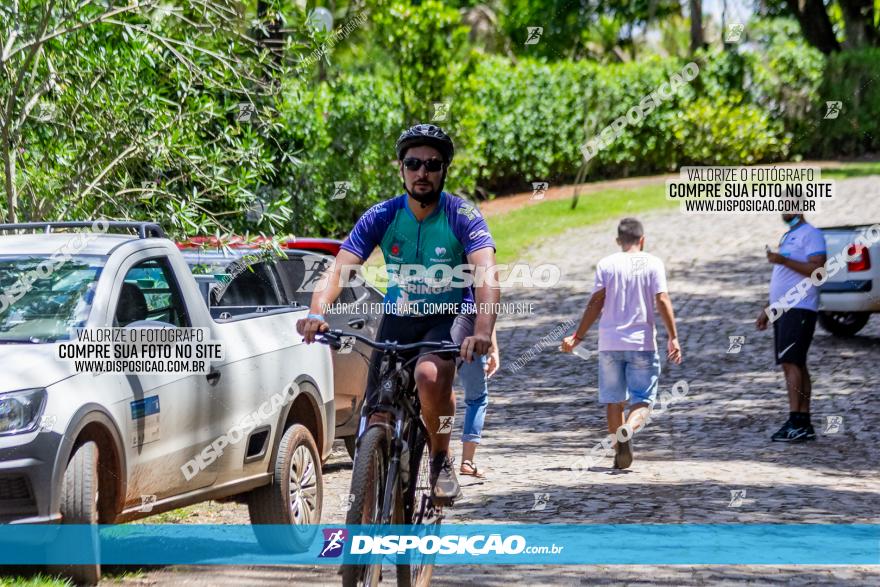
[0,524,877,565]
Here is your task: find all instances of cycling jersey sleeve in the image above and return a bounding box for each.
[447,195,496,255]
[340,200,397,260]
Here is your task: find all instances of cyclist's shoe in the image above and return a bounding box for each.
[430,453,461,506]
[613,438,633,469]
[771,419,812,442]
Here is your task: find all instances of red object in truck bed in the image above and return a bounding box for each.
[282,237,341,256]
[176,235,341,256]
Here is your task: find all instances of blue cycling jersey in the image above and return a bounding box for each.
[341,192,495,315]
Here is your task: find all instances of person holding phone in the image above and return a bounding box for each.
[756,213,827,442]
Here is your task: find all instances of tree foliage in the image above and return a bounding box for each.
[0,0,313,236]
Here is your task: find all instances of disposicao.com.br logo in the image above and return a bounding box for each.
[328,529,563,561]
[350,533,561,556]
[319,528,348,558]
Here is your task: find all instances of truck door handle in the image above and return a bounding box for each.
[206,369,221,385]
[347,318,366,330]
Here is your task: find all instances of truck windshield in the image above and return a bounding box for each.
[0,255,105,343]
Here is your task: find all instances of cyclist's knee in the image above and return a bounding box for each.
[414,358,454,388]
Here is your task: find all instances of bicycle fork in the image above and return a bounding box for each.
[379,417,405,524]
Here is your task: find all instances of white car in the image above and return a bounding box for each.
[0,222,334,584]
[179,237,383,460]
[819,223,880,335]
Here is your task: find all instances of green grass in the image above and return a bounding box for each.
[100,569,147,583]
[132,506,192,524]
[0,574,70,587]
[0,568,146,586]
[819,160,880,178]
[486,184,674,264]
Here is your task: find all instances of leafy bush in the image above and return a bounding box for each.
[277,74,403,237]
[452,53,790,191]
[283,50,802,233]
[674,97,791,165]
[808,48,880,157]
[3,1,318,237]
[371,0,471,122]
[741,18,825,155]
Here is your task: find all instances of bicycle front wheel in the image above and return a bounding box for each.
[342,426,388,587]
[397,424,438,587]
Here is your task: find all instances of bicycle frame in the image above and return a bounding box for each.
[362,351,428,524]
[318,329,459,523]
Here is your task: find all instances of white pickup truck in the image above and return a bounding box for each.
[0,222,334,584]
[819,223,880,336]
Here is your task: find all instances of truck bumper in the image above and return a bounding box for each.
[819,284,880,313]
[0,431,62,525]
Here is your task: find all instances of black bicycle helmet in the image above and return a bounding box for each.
[395,123,455,163]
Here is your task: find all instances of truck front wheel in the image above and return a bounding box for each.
[248,424,322,552]
[48,441,101,585]
[818,311,871,337]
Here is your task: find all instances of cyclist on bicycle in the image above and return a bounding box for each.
[297,123,499,505]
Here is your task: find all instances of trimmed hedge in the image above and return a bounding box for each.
[279,44,878,235]
[278,75,403,236]
[808,48,880,157]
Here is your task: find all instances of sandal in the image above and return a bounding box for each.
[459,460,486,478]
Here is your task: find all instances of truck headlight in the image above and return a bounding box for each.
[0,388,47,435]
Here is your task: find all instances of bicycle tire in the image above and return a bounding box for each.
[396,423,437,587]
[342,426,388,587]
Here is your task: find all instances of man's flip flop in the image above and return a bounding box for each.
[460,460,486,478]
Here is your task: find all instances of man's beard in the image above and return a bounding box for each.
[404,176,445,207]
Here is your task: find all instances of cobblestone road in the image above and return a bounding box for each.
[120,176,880,586]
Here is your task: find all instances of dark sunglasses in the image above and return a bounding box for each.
[402,157,445,172]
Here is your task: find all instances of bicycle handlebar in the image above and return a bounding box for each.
[316,329,460,354]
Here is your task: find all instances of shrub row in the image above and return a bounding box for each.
[280,45,878,235]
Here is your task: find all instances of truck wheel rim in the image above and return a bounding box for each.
[289,444,318,524]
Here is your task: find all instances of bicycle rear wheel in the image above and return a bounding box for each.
[396,424,439,587]
[342,426,388,587]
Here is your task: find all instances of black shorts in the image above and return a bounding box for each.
[773,308,817,366]
[363,313,465,410]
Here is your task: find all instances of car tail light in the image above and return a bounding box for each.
[847,244,871,272]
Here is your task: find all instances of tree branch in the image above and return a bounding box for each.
[12,70,55,136]
[78,112,183,200]
[106,18,270,91]
[3,1,157,63]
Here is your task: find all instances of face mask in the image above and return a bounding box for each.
[785,216,801,227]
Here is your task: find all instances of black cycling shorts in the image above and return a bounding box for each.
[364,313,461,410]
[773,308,817,366]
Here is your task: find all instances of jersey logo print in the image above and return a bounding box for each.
[457,203,478,221]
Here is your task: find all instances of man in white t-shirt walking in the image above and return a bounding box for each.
[562,218,682,469]
[756,213,827,442]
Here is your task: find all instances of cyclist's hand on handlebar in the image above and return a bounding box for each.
[296,315,329,343]
[461,333,492,363]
